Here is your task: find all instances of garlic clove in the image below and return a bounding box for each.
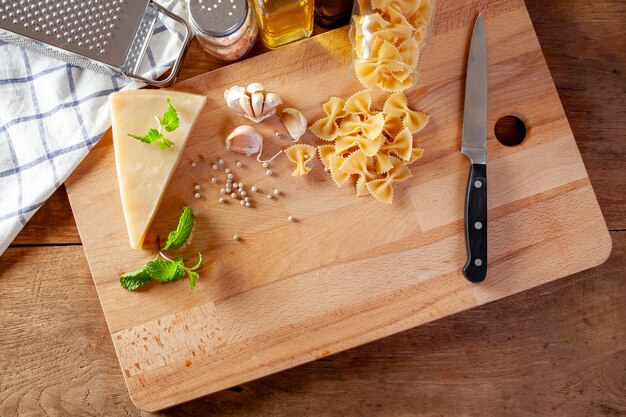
[226,125,263,156]
[280,108,308,141]
[246,82,265,94]
[251,91,265,119]
[262,92,283,117]
[224,84,282,123]
[224,86,247,112]
[239,95,255,120]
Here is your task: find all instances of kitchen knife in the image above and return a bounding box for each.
[461,13,488,283]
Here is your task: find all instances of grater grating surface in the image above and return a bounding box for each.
[0,0,191,86]
[0,0,152,69]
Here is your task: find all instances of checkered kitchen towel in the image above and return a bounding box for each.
[0,0,189,256]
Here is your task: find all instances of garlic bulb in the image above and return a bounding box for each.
[224,82,283,123]
[226,125,263,156]
[280,108,308,141]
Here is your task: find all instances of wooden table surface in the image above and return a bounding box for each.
[1,1,624,416]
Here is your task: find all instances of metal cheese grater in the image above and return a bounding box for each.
[0,0,192,87]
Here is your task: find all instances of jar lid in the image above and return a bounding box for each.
[189,0,248,38]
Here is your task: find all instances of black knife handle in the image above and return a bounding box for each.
[463,163,487,283]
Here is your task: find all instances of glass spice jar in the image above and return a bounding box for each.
[189,0,258,61]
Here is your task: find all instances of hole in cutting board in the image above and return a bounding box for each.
[495,115,527,147]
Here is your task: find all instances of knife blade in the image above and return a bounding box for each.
[461,13,488,283]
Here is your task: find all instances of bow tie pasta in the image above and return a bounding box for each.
[310,89,429,204]
[352,0,435,92]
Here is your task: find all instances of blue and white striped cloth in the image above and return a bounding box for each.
[0,0,188,255]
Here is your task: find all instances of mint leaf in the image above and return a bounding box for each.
[163,206,194,250]
[159,138,174,150]
[160,99,179,132]
[128,128,173,150]
[187,270,199,289]
[120,269,151,291]
[145,259,185,282]
[129,128,163,144]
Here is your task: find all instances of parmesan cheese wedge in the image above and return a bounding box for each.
[109,90,206,249]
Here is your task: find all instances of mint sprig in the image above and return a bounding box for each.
[120,207,204,291]
[163,206,194,250]
[127,98,179,150]
[128,129,174,150]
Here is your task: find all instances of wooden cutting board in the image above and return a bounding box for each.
[65,0,611,411]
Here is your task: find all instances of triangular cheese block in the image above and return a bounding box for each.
[109,90,206,249]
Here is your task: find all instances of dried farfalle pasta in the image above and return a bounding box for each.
[377,0,419,16]
[366,156,413,204]
[318,144,336,170]
[405,147,425,165]
[383,6,416,42]
[284,144,318,177]
[340,149,377,180]
[341,113,364,125]
[354,42,408,90]
[408,0,435,44]
[377,71,415,92]
[384,4,415,25]
[344,89,373,115]
[335,134,384,157]
[308,90,430,203]
[310,97,347,141]
[340,149,378,196]
[377,24,414,46]
[399,38,420,68]
[355,175,371,197]
[371,29,400,46]
[383,114,404,137]
[371,151,394,174]
[381,127,413,161]
[329,155,350,187]
[339,113,385,140]
[361,12,390,33]
[383,91,430,132]
[351,0,436,92]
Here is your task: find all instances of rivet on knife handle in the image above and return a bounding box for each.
[463,163,487,283]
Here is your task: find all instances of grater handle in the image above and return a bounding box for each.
[125,1,192,87]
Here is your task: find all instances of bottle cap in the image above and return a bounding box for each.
[189,0,248,38]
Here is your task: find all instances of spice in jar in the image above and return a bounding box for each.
[189,0,258,61]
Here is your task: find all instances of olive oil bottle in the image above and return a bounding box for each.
[253,0,315,48]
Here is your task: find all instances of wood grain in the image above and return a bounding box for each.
[1,0,625,415]
[525,0,626,230]
[10,186,80,245]
[0,234,624,416]
[63,0,611,411]
[12,0,625,246]
[0,246,137,417]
